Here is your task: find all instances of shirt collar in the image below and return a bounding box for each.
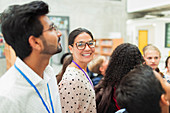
[15,57,53,85]
[115,108,127,113]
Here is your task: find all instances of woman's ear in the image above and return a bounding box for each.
[69,45,73,54]
[161,94,170,106]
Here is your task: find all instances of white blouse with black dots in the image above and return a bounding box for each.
[58,66,96,113]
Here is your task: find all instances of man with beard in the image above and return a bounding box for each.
[0,1,62,113]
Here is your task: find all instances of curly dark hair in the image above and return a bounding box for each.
[95,43,144,113]
[1,1,49,60]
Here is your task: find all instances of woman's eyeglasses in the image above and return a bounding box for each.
[73,40,96,50]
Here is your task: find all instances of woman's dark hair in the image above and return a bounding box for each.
[116,65,165,113]
[1,1,49,60]
[95,43,144,113]
[68,28,94,46]
[60,52,72,64]
[165,56,170,68]
[57,54,73,84]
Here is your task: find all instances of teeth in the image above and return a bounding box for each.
[82,54,90,56]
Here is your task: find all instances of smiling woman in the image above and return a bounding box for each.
[58,28,97,113]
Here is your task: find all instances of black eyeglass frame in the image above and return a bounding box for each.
[72,40,96,50]
[43,23,59,32]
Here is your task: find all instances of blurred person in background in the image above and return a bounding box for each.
[88,55,108,86]
[143,44,164,77]
[164,56,170,83]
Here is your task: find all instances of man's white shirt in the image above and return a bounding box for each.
[0,57,62,113]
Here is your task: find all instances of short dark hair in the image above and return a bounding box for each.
[116,65,165,113]
[1,1,49,60]
[68,28,94,46]
[165,56,170,68]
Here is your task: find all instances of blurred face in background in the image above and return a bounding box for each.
[166,58,170,72]
[100,59,109,76]
[143,50,161,70]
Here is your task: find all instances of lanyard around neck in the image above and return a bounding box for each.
[14,64,54,113]
[72,60,94,88]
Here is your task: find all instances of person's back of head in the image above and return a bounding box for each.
[95,43,144,113]
[105,43,144,85]
[116,65,165,113]
[1,1,48,60]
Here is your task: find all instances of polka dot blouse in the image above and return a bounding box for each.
[58,66,96,113]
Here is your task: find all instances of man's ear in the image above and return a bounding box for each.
[161,94,170,106]
[69,45,73,54]
[28,36,42,51]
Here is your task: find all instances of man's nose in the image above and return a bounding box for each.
[57,30,62,37]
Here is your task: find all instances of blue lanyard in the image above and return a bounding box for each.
[14,64,54,113]
[72,60,94,88]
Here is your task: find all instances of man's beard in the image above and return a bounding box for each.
[40,37,62,55]
[56,44,62,54]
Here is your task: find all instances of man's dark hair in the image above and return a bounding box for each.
[68,28,94,46]
[1,1,49,60]
[116,65,165,113]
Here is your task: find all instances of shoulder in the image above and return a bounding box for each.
[115,109,128,113]
[92,75,103,85]
[0,66,19,94]
[0,66,31,102]
[0,94,20,113]
[62,67,82,79]
[58,67,90,91]
[92,74,103,80]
